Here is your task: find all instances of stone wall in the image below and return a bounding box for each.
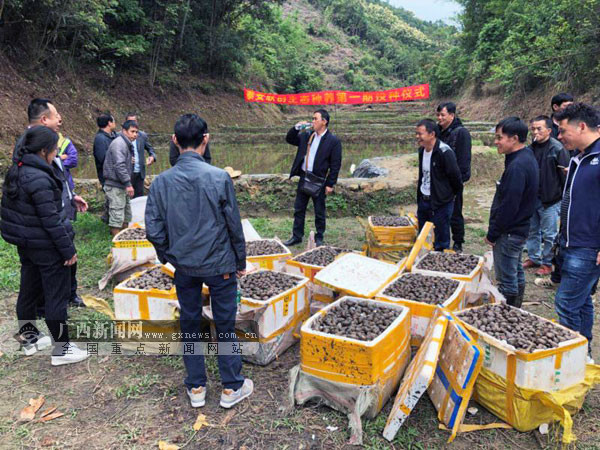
[75,174,416,217]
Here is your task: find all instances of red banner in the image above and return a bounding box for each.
[243,84,429,105]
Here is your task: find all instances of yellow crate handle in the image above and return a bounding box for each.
[405,221,434,271]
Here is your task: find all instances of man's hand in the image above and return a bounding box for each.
[237,270,247,278]
[64,254,78,266]
[146,156,155,166]
[325,186,334,195]
[126,186,134,198]
[73,195,88,213]
[60,154,68,161]
[597,251,600,266]
[484,237,495,247]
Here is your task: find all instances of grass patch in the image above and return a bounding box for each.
[0,238,20,292]
[115,373,162,399]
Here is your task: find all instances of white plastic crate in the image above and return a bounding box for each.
[456,304,587,391]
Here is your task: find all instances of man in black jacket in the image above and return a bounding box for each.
[93,113,116,186]
[283,109,342,247]
[124,113,156,198]
[486,117,539,307]
[146,114,252,409]
[550,93,574,139]
[523,116,570,276]
[437,102,472,252]
[416,119,463,251]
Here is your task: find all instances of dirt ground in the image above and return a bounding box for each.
[1,183,599,450]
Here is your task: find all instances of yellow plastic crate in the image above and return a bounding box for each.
[113,265,176,321]
[300,297,411,385]
[376,273,466,346]
[286,248,365,304]
[111,223,156,263]
[246,239,292,270]
[367,214,418,246]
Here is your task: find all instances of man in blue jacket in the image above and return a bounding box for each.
[553,103,600,362]
[145,114,252,409]
[486,117,539,307]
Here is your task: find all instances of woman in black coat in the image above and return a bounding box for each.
[1,126,89,366]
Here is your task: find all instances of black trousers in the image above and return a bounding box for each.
[451,187,465,246]
[16,248,71,344]
[292,178,326,241]
[132,172,145,198]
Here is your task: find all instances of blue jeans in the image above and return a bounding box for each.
[554,245,600,346]
[525,200,560,266]
[493,234,526,298]
[175,271,245,391]
[417,198,454,251]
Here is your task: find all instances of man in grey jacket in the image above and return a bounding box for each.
[124,113,156,198]
[103,120,138,236]
[145,114,253,409]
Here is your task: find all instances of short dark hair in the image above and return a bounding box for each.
[530,115,553,130]
[315,109,330,126]
[125,112,137,121]
[554,103,600,129]
[174,114,208,149]
[122,120,139,131]
[416,118,440,137]
[27,98,53,123]
[436,102,456,115]
[97,113,114,128]
[496,116,528,143]
[551,93,574,109]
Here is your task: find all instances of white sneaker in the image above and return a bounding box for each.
[18,332,52,356]
[187,386,206,408]
[587,355,595,365]
[51,343,90,366]
[220,379,253,409]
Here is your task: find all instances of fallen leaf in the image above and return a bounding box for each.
[40,407,57,418]
[193,413,209,431]
[158,441,180,450]
[40,436,55,447]
[38,412,64,422]
[220,410,236,427]
[20,396,45,421]
[30,396,46,413]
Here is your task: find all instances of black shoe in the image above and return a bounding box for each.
[70,295,86,308]
[283,237,302,246]
[452,243,463,253]
[315,239,324,247]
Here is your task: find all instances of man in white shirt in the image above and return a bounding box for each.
[416,119,463,251]
[284,109,342,247]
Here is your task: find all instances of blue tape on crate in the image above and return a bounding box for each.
[444,312,482,389]
[436,365,462,427]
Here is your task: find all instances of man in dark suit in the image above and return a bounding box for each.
[283,109,342,247]
[125,113,157,198]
